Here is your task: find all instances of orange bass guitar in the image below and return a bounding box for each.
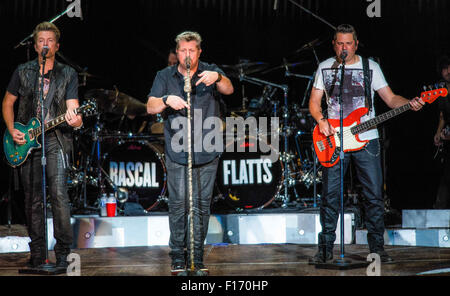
[313,88,448,168]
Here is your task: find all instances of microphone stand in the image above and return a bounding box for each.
[13,2,78,49]
[181,59,197,276]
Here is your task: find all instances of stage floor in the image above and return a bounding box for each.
[0,241,449,276]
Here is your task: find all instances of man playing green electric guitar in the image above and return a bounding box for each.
[2,22,83,270]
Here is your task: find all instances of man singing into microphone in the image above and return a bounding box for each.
[2,22,82,269]
[147,31,233,275]
[308,24,424,264]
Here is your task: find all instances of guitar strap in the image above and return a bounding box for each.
[362,56,373,112]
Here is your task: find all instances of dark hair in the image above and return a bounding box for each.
[334,24,358,42]
[437,55,450,74]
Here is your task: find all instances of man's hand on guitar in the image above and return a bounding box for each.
[318,118,336,136]
[65,108,82,128]
[11,129,26,145]
[409,97,425,111]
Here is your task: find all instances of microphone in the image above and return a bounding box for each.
[41,46,49,58]
[185,56,191,69]
[340,50,348,61]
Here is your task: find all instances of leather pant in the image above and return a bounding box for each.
[319,139,385,253]
[20,135,72,260]
[165,156,219,265]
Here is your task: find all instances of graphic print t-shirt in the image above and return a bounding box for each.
[313,55,388,141]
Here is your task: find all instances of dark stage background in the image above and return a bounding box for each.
[0,0,449,223]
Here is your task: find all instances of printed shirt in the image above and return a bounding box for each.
[313,55,388,141]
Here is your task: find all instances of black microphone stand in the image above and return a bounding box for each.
[19,51,64,275]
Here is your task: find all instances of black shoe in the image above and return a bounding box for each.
[171,263,186,276]
[55,254,70,269]
[376,250,394,263]
[27,257,45,268]
[308,250,333,265]
[193,263,209,276]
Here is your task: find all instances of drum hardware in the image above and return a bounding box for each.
[238,72,293,208]
[84,88,148,117]
[222,59,270,113]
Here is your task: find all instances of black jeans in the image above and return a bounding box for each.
[20,136,72,260]
[435,145,450,209]
[165,156,219,265]
[319,139,385,253]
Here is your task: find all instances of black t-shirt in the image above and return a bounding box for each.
[148,61,225,165]
[438,81,450,123]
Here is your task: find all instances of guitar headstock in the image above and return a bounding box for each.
[79,99,97,117]
[421,87,448,104]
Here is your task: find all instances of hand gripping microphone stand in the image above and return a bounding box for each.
[315,51,368,270]
[19,47,64,275]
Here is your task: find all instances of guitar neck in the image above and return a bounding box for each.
[351,103,411,135]
[34,108,81,137]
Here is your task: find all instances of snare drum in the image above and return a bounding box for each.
[102,140,167,211]
[216,136,283,210]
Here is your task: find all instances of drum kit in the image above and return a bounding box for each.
[66,38,325,215]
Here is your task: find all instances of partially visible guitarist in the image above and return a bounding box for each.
[433,55,450,209]
[1,22,82,269]
[308,24,424,264]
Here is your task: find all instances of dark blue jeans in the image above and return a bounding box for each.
[319,139,385,253]
[165,156,219,265]
[20,136,73,261]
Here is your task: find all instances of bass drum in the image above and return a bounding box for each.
[216,135,283,211]
[102,140,167,211]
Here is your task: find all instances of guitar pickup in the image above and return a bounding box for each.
[326,137,334,148]
[28,129,34,141]
[317,141,325,152]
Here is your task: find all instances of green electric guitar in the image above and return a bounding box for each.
[3,99,97,167]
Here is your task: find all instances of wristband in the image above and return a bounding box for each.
[216,73,222,83]
[162,95,169,106]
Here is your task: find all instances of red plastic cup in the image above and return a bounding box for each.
[106,201,116,217]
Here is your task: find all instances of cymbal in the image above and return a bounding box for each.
[294,37,327,54]
[84,88,147,116]
[221,61,269,78]
[259,59,310,75]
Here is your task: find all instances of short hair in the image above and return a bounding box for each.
[333,24,358,42]
[32,22,61,43]
[437,55,450,74]
[175,31,202,50]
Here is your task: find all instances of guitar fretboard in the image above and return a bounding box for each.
[350,104,411,135]
[31,107,83,138]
